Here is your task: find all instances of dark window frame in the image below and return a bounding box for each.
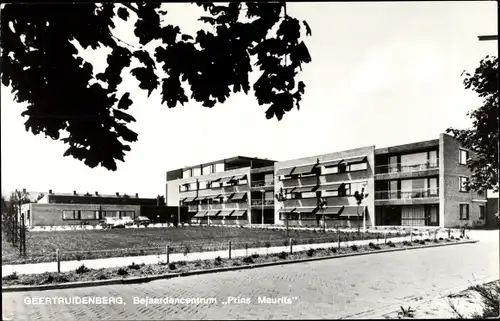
[459,149,469,165]
[479,205,485,219]
[459,176,469,193]
[62,210,81,220]
[459,204,470,220]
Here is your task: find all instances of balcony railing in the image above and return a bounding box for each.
[375,188,439,200]
[375,160,439,175]
[250,199,274,206]
[251,180,274,188]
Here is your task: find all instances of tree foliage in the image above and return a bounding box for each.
[0,3,312,170]
[447,55,499,193]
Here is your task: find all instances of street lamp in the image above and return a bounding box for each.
[260,189,265,228]
[275,187,289,237]
[319,197,327,233]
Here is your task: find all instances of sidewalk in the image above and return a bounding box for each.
[1,234,434,277]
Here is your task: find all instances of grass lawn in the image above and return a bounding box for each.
[2,226,400,265]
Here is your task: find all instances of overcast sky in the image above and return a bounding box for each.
[1,1,497,198]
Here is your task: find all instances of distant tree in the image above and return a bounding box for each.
[353,187,369,233]
[447,55,499,194]
[0,3,312,171]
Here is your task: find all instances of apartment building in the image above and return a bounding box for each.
[166,156,276,225]
[166,133,487,229]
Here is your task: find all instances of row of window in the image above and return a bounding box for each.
[183,163,225,178]
[180,179,248,192]
[459,204,485,220]
[62,210,135,220]
[281,162,368,180]
[278,213,361,221]
[286,182,366,199]
[184,197,248,205]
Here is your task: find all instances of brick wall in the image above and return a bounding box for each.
[26,203,141,227]
[440,133,487,228]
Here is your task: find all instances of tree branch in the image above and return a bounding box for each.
[122,3,139,15]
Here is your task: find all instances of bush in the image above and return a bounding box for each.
[242,256,254,264]
[469,281,500,318]
[368,242,380,250]
[387,241,395,248]
[232,262,240,266]
[403,241,412,246]
[265,241,271,248]
[183,246,190,256]
[292,239,298,245]
[306,248,315,257]
[424,238,431,242]
[168,262,177,270]
[277,251,288,260]
[214,256,222,266]
[283,239,289,246]
[128,262,141,270]
[98,274,108,280]
[329,247,337,254]
[307,239,314,244]
[450,235,455,240]
[75,264,90,274]
[350,245,358,251]
[439,237,444,240]
[433,239,439,243]
[194,261,201,267]
[419,240,425,245]
[251,253,259,259]
[177,260,187,266]
[413,239,420,243]
[42,274,69,284]
[117,268,128,275]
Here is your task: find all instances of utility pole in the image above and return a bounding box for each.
[276,187,288,237]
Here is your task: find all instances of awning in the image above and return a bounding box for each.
[316,183,343,191]
[183,196,198,203]
[339,206,364,217]
[193,211,207,218]
[290,164,317,175]
[218,210,234,217]
[219,176,234,184]
[180,197,187,202]
[231,210,247,217]
[279,208,297,214]
[316,206,344,215]
[276,167,294,176]
[229,193,247,201]
[295,207,316,214]
[206,210,220,216]
[231,174,247,181]
[344,156,367,164]
[286,185,316,194]
[321,159,343,167]
[210,178,221,183]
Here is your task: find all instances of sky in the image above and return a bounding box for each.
[1,1,498,198]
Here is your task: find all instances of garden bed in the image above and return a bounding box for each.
[2,237,467,287]
[2,226,405,265]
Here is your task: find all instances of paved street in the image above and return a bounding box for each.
[2,231,498,320]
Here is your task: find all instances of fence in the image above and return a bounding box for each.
[2,202,27,256]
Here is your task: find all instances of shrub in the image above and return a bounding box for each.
[75,253,83,261]
[413,239,420,243]
[128,262,141,270]
[419,240,426,245]
[469,281,500,318]
[307,239,314,244]
[277,251,288,260]
[329,247,337,254]
[3,272,18,281]
[251,253,260,259]
[450,235,455,240]
[183,246,190,256]
[306,248,315,257]
[439,237,443,240]
[75,264,90,274]
[42,274,69,284]
[312,229,317,233]
[445,238,451,242]
[350,245,358,251]
[283,239,289,246]
[424,238,431,242]
[368,242,380,250]
[117,268,128,275]
[232,262,240,266]
[265,241,271,248]
[292,239,298,245]
[214,256,222,266]
[403,241,412,246]
[242,256,254,264]
[98,274,108,280]
[194,261,201,267]
[168,262,177,270]
[177,260,187,266]
[387,241,395,248]
[433,239,439,243]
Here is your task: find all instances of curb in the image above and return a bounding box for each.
[2,239,478,293]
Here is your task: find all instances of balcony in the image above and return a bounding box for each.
[251,180,274,188]
[375,160,439,175]
[375,188,439,200]
[250,199,274,206]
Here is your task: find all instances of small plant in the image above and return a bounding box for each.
[232,262,240,266]
[277,251,288,259]
[403,241,412,246]
[312,229,317,233]
[307,239,314,244]
[329,247,337,254]
[387,241,396,248]
[265,241,271,248]
[251,253,260,259]
[350,245,358,251]
[183,246,190,256]
[194,260,201,267]
[424,238,431,242]
[75,264,90,274]
[214,256,223,266]
[75,253,83,261]
[177,260,187,266]
[450,235,455,240]
[306,248,315,257]
[128,262,141,270]
[398,305,415,318]
[368,242,380,250]
[117,268,128,275]
[419,240,425,245]
[283,239,289,246]
[433,239,439,243]
[98,274,108,280]
[168,262,177,270]
[242,256,254,264]
[3,272,18,281]
[292,239,298,245]
[439,237,443,240]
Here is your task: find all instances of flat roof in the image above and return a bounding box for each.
[172,156,277,171]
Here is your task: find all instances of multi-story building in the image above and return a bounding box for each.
[166,156,276,225]
[166,133,488,228]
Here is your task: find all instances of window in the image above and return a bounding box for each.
[428,178,438,196]
[301,192,316,198]
[339,183,350,196]
[322,165,339,175]
[62,210,80,220]
[322,190,339,197]
[479,206,485,219]
[199,181,208,190]
[215,163,224,173]
[180,184,188,192]
[188,182,197,191]
[459,177,469,192]
[428,150,438,167]
[286,192,301,200]
[280,212,299,220]
[211,181,221,189]
[350,182,366,195]
[238,179,248,185]
[460,204,469,220]
[183,169,191,178]
[348,162,368,172]
[80,210,96,220]
[202,165,212,175]
[459,149,469,165]
[389,156,399,173]
[119,211,135,218]
[338,163,347,173]
[192,167,202,177]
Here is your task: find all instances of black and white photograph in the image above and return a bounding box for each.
[1,1,498,320]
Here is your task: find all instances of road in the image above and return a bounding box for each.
[2,230,498,320]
